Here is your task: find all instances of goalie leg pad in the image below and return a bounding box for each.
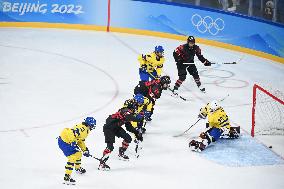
[189,138,208,152]
[220,126,240,139]
[229,126,240,138]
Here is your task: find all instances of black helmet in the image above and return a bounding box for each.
[160,75,171,85]
[124,99,138,110]
[187,36,195,43]
[160,75,171,90]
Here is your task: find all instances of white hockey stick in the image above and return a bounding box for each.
[173,94,229,137]
[173,119,201,137]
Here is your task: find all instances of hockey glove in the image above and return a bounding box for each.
[136,113,144,120]
[198,113,206,119]
[144,111,152,121]
[136,132,143,142]
[204,60,211,66]
[83,148,91,157]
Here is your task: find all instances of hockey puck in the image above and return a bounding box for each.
[269,146,272,148]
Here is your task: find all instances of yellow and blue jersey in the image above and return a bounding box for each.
[59,123,90,152]
[200,104,231,129]
[138,52,165,76]
[123,97,151,128]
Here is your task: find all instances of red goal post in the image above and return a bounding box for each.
[251,84,284,137]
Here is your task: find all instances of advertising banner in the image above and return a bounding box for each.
[1,0,283,58]
[0,0,108,25]
[110,0,284,57]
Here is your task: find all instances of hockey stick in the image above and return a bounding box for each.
[218,94,230,102]
[167,87,188,101]
[211,62,236,65]
[173,118,201,137]
[89,154,103,162]
[173,94,229,138]
[183,61,237,65]
[89,154,111,169]
[135,121,146,158]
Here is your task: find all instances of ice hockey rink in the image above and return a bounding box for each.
[0,28,284,189]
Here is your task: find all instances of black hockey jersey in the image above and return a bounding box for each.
[173,44,207,64]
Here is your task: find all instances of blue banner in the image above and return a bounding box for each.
[0,0,108,25]
[110,0,284,57]
[1,0,284,58]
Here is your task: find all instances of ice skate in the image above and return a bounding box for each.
[63,174,76,185]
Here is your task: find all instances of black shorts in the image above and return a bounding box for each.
[176,63,199,78]
[103,126,131,144]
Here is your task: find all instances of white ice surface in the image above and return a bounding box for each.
[0,28,284,189]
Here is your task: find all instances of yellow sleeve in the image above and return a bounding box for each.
[146,101,153,112]
[138,54,147,67]
[77,140,87,151]
[73,124,89,151]
[199,103,210,117]
[156,67,162,76]
[156,57,165,76]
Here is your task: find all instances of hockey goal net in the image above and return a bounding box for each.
[251,84,284,137]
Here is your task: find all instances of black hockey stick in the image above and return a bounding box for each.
[89,154,103,162]
[135,121,146,158]
[211,61,237,65]
[90,155,110,170]
[183,61,237,65]
[173,118,201,137]
[168,87,188,101]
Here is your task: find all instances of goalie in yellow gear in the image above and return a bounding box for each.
[138,45,165,81]
[58,117,96,185]
[189,100,240,152]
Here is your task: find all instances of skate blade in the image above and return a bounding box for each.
[118,157,130,161]
[189,145,201,152]
[170,93,179,98]
[98,167,110,171]
[75,171,85,174]
[63,181,76,185]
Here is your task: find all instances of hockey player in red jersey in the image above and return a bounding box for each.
[172,36,211,93]
[98,99,143,170]
[134,75,171,121]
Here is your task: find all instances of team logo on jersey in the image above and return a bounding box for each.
[191,14,225,36]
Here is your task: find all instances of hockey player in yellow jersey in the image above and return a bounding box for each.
[58,117,96,185]
[189,100,240,152]
[124,94,151,134]
[138,45,165,81]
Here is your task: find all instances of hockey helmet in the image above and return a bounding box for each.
[84,117,96,130]
[126,99,138,110]
[160,75,171,89]
[187,36,195,46]
[154,45,164,57]
[209,100,220,113]
[134,94,144,105]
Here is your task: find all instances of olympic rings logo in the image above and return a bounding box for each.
[191,14,225,35]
